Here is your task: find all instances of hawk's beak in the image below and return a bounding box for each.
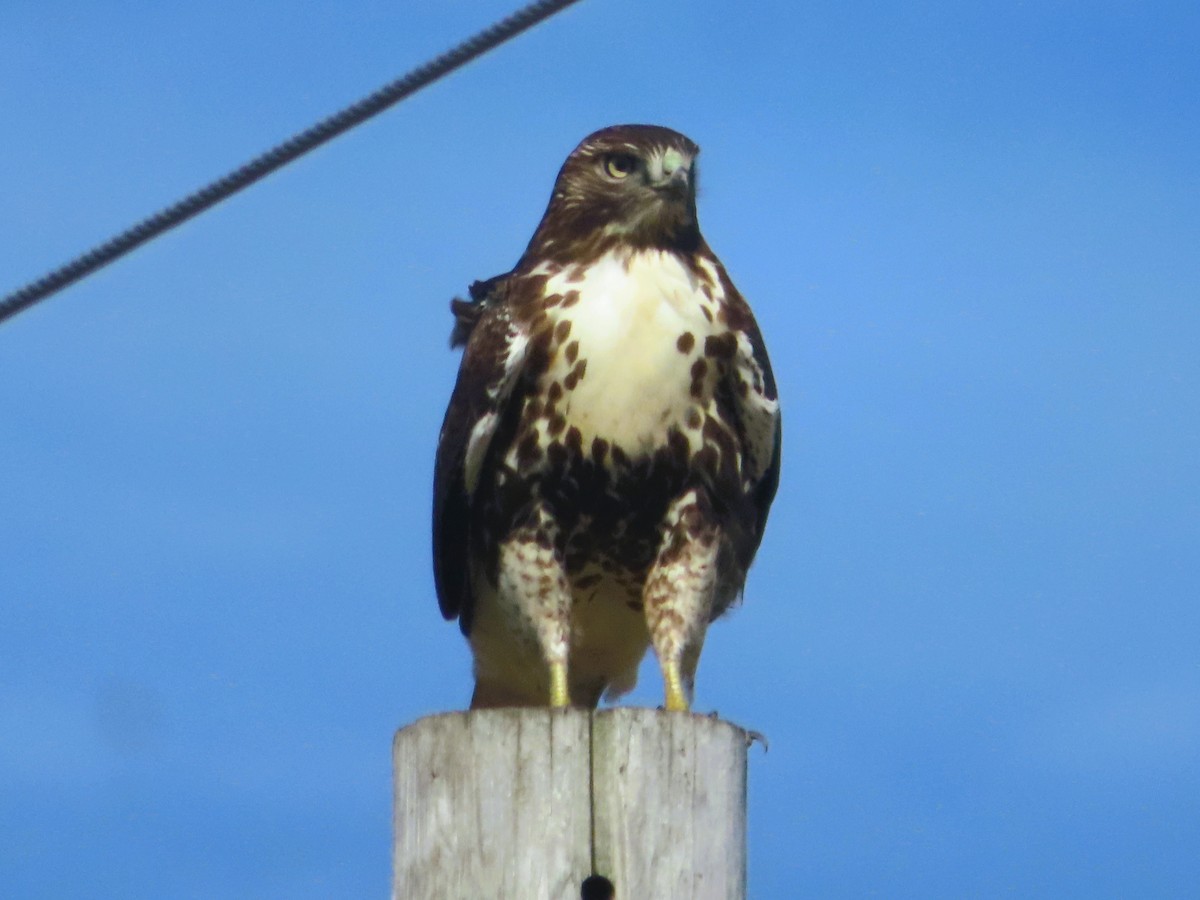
[650,151,693,200]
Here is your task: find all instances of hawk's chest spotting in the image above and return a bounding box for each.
[515,249,729,467]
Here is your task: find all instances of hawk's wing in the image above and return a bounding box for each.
[725,302,782,569]
[433,291,528,633]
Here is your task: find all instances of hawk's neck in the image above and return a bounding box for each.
[518,213,704,272]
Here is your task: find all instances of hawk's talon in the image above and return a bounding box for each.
[662,662,690,712]
[549,661,570,708]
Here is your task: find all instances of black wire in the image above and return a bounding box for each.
[0,0,585,327]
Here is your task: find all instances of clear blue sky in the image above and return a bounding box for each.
[2,1,1198,896]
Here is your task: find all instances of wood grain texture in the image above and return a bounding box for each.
[392,709,747,900]
[392,709,591,899]
[592,709,747,900]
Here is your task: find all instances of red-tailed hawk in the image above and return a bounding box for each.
[433,125,780,710]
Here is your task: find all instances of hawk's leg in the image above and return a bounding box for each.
[497,504,573,707]
[643,489,719,712]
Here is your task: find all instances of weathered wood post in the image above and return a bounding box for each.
[393,708,749,900]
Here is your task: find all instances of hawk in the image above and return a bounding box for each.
[433,124,780,711]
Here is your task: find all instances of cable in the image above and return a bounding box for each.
[0,0,586,327]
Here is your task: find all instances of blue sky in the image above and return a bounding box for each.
[2,1,1198,896]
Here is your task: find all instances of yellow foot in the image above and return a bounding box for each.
[549,661,570,708]
[663,662,690,712]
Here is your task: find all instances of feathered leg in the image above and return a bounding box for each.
[493,504,573,707]
[643,489,719,712]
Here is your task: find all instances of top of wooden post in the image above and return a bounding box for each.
[393,708,751,900]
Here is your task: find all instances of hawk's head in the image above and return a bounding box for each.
[521,124,702,265]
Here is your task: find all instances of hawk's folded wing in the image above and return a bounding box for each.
[432,298,528,632]
[722,295,782,572]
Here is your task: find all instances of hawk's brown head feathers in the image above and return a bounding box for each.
[521,124,702,266]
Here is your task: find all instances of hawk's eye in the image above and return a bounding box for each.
[603,154,637,179]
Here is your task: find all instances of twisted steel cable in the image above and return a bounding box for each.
[0,0,586,326]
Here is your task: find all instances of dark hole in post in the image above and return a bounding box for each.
[581,873,615,900]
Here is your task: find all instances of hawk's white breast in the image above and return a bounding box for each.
[542,249,723,455]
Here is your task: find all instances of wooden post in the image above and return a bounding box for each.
[393,708,748,900]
